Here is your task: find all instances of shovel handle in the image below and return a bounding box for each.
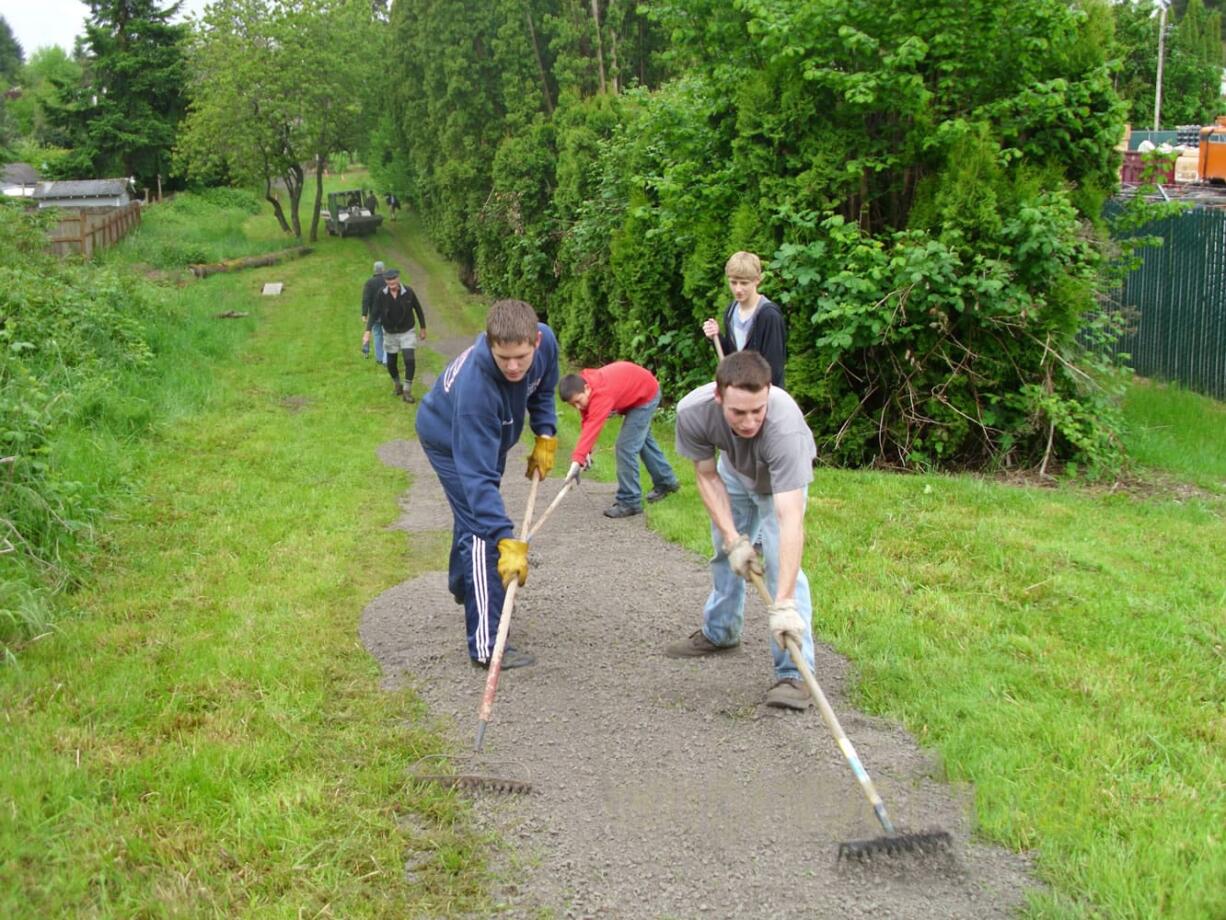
[476,470,541,751]
[710,334,725,360]
[746,569,896,835]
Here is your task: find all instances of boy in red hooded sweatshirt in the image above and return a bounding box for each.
[559,361,680,518]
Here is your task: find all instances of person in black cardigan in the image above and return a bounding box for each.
[701,251,787,387]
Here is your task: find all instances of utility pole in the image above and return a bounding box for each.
[1154,0,1169,131]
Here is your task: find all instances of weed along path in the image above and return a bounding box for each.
[357,306,1038,917]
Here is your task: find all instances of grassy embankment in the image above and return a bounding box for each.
[643,388,1224,918]
[2,185,496,917]
[2,181,1223,918]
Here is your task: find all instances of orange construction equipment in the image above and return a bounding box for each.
[1198,116,1226,184]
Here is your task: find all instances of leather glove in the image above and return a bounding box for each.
[768,599,807,649]
[496,538,529,588]
[723,534,763,579]
[526,434,557,480]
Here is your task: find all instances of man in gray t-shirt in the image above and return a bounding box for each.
[666,351,817,710]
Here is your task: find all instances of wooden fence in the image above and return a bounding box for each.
[1108,207,1226,400]
[46,202,142,258]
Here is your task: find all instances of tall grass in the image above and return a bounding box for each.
[1,198,494,915]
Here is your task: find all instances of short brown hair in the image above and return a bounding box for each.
[716,350,771,394]
[486,299,539,346]
[724,251,762,280]
[558,374,586,402]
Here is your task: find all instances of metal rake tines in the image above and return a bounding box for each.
[408,756,534,795]
[837,830,954,861]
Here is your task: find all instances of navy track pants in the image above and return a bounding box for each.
[420,442,508,663]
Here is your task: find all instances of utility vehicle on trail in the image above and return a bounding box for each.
[324,189,383,237]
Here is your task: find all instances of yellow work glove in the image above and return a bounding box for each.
[496,538,529,588]
[526,434,557,480]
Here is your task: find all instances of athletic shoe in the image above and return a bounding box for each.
[646,483,680,503]
[765,678,811,711]
[663,629,738,658]
[603,503,642,519]
[470,645,536,670]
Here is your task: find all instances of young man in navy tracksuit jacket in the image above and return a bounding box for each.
[414,299,559,669]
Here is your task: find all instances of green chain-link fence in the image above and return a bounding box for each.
[1108,207,1226,400]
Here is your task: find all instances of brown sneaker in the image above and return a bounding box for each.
[663,629,737,658]
[393,382,404,397]
[402,387,416,403]
[765,678,811,711]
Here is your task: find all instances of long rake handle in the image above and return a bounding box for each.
[475,471,541,752]
[747,570,896,836]
[525,477,577,542]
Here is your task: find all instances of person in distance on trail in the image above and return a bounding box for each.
[364,268,427,403]
[700,250,787,387]
[364,191,377,213]
[558,361,680,519]
[360,260,386,365]
[385,192,400,221]
[665,350,817,711]
[414,299,560,670]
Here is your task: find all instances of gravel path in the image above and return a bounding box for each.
[358,242,1038,918]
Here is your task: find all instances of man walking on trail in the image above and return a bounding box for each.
[414,299,560,670]
[363,268,427,403]
[558,361,680,519]
[665,350,817,711]
[360,260,386,366]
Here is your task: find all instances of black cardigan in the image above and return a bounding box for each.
[717,297,787,387]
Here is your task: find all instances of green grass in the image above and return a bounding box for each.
[643,419,1225,919]
[1121,378,1226,488]
[1,189,495,916]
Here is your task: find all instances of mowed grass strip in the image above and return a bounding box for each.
[645,422,1224,918]
[1,207,492,916]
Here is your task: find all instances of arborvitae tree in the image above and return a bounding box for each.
[0,16,23,84]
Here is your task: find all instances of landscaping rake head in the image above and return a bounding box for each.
[837,828,953,861]
[409,755,534,796]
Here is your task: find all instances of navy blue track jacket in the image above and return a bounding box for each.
[415,324,559,542]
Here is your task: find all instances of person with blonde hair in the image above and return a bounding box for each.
[701,251,787,387]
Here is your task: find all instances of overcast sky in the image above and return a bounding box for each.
[1,0,209,59]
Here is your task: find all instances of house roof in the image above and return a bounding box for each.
[1,162,40,185]
[34,179,131,200]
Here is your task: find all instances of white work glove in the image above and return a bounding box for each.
[723,533,763,579]
[564,455,592,484]
[768,599,807,649]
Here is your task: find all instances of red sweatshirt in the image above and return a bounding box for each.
[571,362,661,462]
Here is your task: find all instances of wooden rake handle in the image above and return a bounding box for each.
[475,470,541,752]
[525,476,578,542]
[745,569,897,835]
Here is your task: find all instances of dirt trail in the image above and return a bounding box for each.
[358,235,1038,917]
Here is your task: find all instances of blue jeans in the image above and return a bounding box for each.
[615,387,678,509]
[371,322,386,365]
[702,456,815,680]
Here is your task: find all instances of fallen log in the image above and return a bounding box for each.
[190,246,313,278]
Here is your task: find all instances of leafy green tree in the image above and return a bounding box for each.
[178,0,381,240]
[1112,0,1224,127]
[6,47,84,145]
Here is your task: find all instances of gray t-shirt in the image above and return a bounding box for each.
[674,383,816,494]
